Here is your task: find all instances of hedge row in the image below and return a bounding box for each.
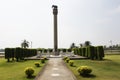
[5,48,37,62]
[37,48,72,53]
[73,46,104,60]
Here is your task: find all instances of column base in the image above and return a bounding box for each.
[54,52,59,55]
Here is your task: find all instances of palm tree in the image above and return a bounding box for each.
[84,41,91,47]
[21,40,29,48]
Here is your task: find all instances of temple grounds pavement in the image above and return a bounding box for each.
[35,57,77,80]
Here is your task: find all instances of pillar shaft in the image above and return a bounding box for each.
[52,5,58,55]
[54,15,58,54]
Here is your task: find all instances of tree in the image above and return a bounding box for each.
[70,43,76,49]
[21,40,29,48]
[84,41,91,47]
[79,43,83,47]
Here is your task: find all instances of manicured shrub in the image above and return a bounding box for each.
[5,47,38,62]
[67,49,72,52]
[94,47,98,60]
[78,48,82,56]
[48,48,53,53]
[69,46,105,60]
[73,48,78,55]
[41,58,45,63]
[5,48,15,62]
[82,48,86,57]
[35,62,40,67]
[87,46,95,60]
[62,48,67,53]
[5,48,11,62]
[11,48,15,61]
[69,60,74,66]
[72,48,75,55]
[63,56,68,60]
[43,56,47,60]
[76,48,79,55]
[38,48,42,53]
[77,66,92,76]
[24,67,35,77]
[86,47,89,57]
[31,49,37,56]
[43,49,47,53]
[23,48,28,57]
[97,46,104,60]
[81,48,83,56]
[15,47,22,61]
[77,48,80,55]
[66,58,70,63]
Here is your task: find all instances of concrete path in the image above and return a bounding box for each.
[36,58,77,80]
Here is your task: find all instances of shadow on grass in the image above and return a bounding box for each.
[6,61,15,63]
[35,66,41,67]
[103,59,112,61]
[90,59,112,62]
[71,65,77,67]
[81,74,96,78]
[27,75,36,79]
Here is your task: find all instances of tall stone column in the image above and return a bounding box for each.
[52,5,58,55]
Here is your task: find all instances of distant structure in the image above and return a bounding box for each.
[52,5,58,55]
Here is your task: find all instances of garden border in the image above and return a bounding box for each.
[34,61,49,80]
[62,59,77,80]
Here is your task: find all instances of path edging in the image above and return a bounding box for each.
[34,61,49,80]
[62,60,77,80]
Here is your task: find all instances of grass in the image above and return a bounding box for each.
[66,54,120,80]
[105,50,120,55]
[0,58,47,80]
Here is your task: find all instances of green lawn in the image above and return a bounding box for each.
[0,58,47,80]
[66,55,120,80]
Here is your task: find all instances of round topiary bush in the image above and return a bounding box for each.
[35,62,40,67]
[77,66,92,76]
[66,58,70,63]
[63,56,68,60]
[43,56,47,60]
[24,67,35,77]
[69,60,74,66]
[41,58,45,63]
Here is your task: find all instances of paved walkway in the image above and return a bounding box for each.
[36,58,77,80]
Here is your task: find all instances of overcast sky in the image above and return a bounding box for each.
[0,0,120,48]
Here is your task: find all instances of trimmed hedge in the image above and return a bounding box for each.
[37,48,42,53]
[78,48,82,56]
[43,49,47,53]
[97,46,104,60]
[73,48,77,55]
[73,46,104,60]
[67,49,72,52]
[15,47,22,61]
[5,48,37,62]
[48,49,53,53]
[61,48,67,52]
[82,48,86,57]
[5,48,12,62]
[87,46,95,60]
